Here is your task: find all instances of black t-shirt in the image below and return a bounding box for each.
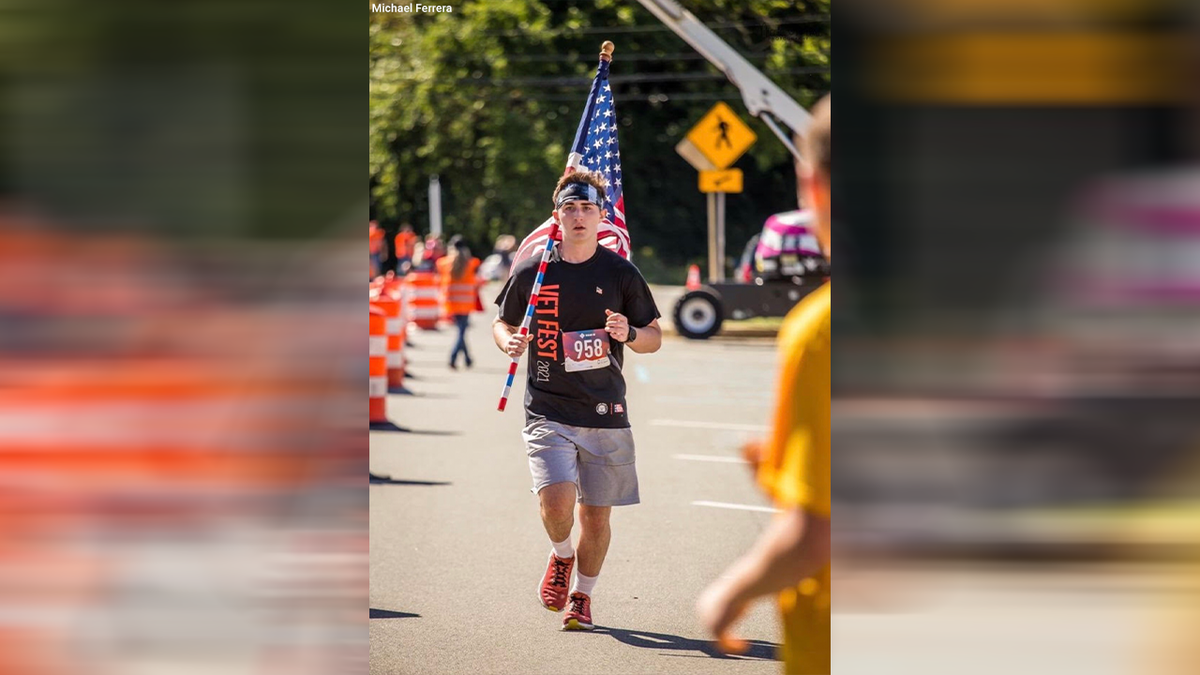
[496,245,660,428]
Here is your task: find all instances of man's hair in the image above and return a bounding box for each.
[552,170,607,206]
[803,94,830,177]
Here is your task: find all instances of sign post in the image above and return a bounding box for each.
[681,102,756,282]
[428,175,443,236]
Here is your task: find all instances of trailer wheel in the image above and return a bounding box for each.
[673,290,723,340]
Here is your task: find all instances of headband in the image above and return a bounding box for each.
[555,182,602,208]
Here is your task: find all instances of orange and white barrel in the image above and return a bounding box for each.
[371,296,405,390]
[369,306,390,426]
[406,271,440,330]
[381,274,410,352]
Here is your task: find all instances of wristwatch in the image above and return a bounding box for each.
[624,325,637,344]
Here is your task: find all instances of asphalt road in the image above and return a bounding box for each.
[369,303,787,675]
[369,290,1191,675]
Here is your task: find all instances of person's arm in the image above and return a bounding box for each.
[627,317,662,353]
[697,305,831,653]
[603,311,662,354]
[696,507,829,652]
[493,315,533,357]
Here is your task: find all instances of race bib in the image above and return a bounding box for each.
[563,329,611,372]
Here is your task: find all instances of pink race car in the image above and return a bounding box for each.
[677,209,829,339]
[748,209,828,282]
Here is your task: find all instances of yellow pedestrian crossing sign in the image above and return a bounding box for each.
[685,102,756,170]
[699,169,743,193]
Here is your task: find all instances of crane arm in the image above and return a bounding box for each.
[635,0,813,160]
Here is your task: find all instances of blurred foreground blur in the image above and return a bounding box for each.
[0,2,364,673]
[0,206,367,675]
[835,0,1200,672]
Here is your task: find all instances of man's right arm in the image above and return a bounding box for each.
[493,315,534,357]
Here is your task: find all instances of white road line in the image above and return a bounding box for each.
[691,500,780,514]
[650,419,767,432]
[672,454,749,464]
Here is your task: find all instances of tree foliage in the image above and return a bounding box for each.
[370,0,829,278]
[2,0,363,240]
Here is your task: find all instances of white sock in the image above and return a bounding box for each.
[572,572,597,597]
[551,538,575,559]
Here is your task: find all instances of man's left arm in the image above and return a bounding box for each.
[626,317,663,354]
[606,269,662,354]
[604,311,661,353]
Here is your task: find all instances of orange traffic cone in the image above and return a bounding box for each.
[686,264,701,290]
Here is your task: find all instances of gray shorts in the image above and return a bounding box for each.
[522,419,640,507]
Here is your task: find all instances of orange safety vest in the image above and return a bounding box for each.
[436,256,481,316]
[369,226,384,255]
[394,231,417,259]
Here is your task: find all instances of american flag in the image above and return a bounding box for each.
[511,57,630,268]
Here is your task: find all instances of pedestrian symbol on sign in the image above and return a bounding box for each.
[685,102,756,170]
[714,117,732,149]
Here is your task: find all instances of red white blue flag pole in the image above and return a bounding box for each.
[499,41,621,412]
[497,220,559,412]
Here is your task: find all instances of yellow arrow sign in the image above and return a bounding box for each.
[685,102,756,170]
[699,168,743,193]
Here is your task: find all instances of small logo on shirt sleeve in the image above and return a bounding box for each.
[613,403,624,414]
[595,403,609,415]
[595,286,604,295]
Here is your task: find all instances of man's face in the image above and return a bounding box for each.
[554,199,606,243]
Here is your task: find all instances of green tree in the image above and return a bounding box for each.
[370,0,829,278]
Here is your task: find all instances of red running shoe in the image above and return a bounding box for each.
[539,554,574,612]
[562,592,593,631]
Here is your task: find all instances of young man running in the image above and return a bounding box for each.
[493,170,662,631]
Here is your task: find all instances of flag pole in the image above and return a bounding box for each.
[498,41,615,412]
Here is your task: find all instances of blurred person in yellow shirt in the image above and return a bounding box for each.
[697,94,831,675]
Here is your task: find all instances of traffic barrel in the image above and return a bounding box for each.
[405,270,440,330]
[381,275,412,360]
[369,306,401,431]
[370,295,406,393]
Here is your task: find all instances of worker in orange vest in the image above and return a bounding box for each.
[436,237,481,369]
[369,220,385,279]
[394,223,417,275]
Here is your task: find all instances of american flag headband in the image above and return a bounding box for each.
[555,183,602,209]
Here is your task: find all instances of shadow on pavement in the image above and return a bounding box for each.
[398,392,458,400]
[465,367,511,376]
[594,627,779,661]
[369,609,421,619]
[368,473,452,486]
[374,427,461,435]
[369,421,411,432]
